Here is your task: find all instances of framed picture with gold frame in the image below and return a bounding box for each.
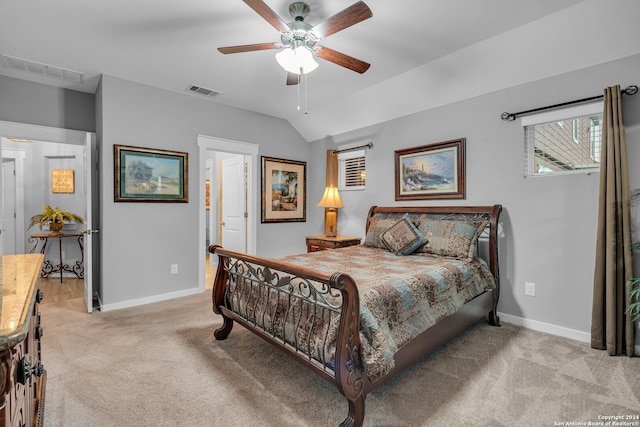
[114,145,188,202]
[394,138,466,200]
[261,156,306,223]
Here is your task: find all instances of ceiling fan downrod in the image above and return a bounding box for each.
[289,2,310,21]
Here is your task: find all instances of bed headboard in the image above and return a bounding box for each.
[365,205,503,290]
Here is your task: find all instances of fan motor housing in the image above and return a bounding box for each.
[281,20,317,48]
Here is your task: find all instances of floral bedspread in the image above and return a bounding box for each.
[277,245,496,381]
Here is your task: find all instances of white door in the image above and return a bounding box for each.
[221,155,246,252]
[83,133,97,313]
[1,147,25,255]
[1,157,16,255]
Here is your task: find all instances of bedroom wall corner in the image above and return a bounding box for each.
[98,75,310,309]
[313,53,640,341]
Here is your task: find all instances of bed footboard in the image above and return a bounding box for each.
[209,245,366,427]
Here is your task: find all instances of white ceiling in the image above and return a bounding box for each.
[1,0,639,142]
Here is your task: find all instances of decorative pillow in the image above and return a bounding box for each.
[416,218,488,259]
[363,217,399,249]
[381,214,428,256]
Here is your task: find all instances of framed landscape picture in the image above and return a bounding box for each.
[394,138,466,200]
[261,156,306,223]
[114,145,188,202]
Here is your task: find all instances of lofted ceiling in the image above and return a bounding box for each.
[1,0,639,142]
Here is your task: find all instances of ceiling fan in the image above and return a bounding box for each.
[218,0,372,85]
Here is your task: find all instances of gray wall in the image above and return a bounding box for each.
[0,75,95,132]
[313,54,640,337]
[98,75,309,307]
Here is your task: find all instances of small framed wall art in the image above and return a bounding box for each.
[114,145,188,202]
[394,138,466,200]
[51,169,75,194]
[261,156,306,223]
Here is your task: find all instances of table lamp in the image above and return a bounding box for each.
[317,185,344,237]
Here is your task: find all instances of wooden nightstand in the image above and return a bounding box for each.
[305,235,361,253]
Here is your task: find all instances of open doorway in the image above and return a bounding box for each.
[198,135,258,291]
[0,122,98,313]
[207,152,248,251]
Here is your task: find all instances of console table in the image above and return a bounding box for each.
[28,232,84,282]
[0,254,46,427]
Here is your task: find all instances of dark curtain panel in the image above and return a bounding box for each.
[326,150,338,187]
[591,85,635,356]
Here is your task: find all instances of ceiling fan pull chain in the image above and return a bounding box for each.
[305,72,309,115]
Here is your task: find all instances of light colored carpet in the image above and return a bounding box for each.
[40,290,640,426]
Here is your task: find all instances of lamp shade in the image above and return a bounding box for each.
[276,46,319,75]
[317,186,344,209]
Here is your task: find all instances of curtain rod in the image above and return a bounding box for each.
[500,85,638,122]
[332,142,373,154]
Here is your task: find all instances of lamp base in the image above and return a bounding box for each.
[324,209,338,238]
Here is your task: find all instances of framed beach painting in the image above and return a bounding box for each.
[114,145,188,202]
[394,138,466,200]
[261,156,306,223]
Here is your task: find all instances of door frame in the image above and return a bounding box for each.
[197,135,258,290]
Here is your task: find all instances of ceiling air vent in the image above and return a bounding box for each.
[0,54,84,84]
[186,84,220,98]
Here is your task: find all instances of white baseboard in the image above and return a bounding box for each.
[498,312,640,356]
[100,287,203,312]
[497,312,591,343]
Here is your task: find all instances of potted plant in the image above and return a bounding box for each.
[628,228,640,323]
[629,277,640,323]
[28,205,84,235]
[627,189,640,323]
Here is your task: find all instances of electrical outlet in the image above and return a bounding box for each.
[525,282,536,297]
[171,264,178,275]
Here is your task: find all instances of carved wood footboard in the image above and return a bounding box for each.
[210,247,367,425]
[209,204,502,427]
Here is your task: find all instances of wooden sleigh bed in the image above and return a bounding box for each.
[209,205,502,426]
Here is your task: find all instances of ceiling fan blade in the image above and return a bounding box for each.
[218,42,280,54]
[286,72,300,86]
[315,46,370,74]
[243,0,290,33]
[312,1,372,39]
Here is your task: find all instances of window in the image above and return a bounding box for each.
[523,102,603,177]
[338,149,366,191]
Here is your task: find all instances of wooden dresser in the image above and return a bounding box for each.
[0,254,46,427]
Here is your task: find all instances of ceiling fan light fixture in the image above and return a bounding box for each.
[276,46,318,75]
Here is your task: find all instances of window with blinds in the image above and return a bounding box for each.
[338,149,366,191]
[522,102,603,177]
